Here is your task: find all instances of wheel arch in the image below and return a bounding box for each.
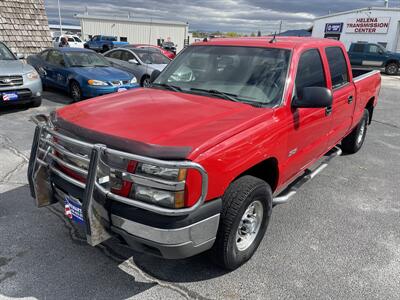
[233,157,279,192]
[385,59,400,67]
[365,97,375,125]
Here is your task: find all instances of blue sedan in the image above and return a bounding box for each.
[27,48,139,101]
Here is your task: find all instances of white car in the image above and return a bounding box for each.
[53,35,84,48]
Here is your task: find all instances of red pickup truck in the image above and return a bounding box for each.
[28,37,381,270]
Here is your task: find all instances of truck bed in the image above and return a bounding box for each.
[352,68,378,81]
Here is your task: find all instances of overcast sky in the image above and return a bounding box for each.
[44,0,399,33]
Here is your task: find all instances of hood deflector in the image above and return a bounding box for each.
[53,115,192,160]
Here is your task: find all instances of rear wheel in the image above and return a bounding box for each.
[211,175,272,270]
[385,63,399,75]
[70,81,82,102]
[342,109,369,154]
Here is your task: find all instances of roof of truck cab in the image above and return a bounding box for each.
[193,36,343,50]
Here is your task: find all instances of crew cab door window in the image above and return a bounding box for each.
[295,49,326,99]
[366,44,381,54]
[325,47,349,89]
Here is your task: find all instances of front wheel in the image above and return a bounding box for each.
[70,81,82,102]
[141,76,151,87]
[211,175,272,270]
[385,63,399,75]
[341,109,369,154]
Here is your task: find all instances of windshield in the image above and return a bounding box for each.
[65,52,110,67]
[134,51,170,64]
[0,43,15,60]
[154,46,291,106]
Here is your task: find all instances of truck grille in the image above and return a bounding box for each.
[0,75,23,87]
[31,123,207,216]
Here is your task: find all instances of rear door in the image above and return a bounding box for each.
[324,46,356,147]
[348,43,365,66]
[285,48,332,179]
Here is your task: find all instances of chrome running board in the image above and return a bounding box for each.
[273,146,342,205]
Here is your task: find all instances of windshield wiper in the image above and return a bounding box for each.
[190,88,240,102]
[93,64,109,67]
[190,88,264,107]
[151,83,182,92]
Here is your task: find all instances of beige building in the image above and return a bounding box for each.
[75,14,189,52]
[0,0,52,56]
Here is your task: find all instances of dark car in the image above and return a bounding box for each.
[348,42,400,75]
[27,48,139,101]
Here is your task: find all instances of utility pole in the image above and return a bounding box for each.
[57,0,62,35]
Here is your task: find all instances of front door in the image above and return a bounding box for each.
[284,48,333,181]
[363,44,386,67]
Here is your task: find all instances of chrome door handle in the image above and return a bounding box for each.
[348,95,353,104]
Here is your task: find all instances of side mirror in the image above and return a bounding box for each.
[292,87,332,108]
[378,49,384,55]
[60,61,66,67]
[128,59,139,65]
[150,70,161,83]
[16,53,25,60]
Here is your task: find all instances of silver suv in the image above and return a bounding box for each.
[0,42,42,108]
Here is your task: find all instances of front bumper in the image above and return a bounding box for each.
[82,83,139,98]
[0,78,42,105]
[28,118,217,259]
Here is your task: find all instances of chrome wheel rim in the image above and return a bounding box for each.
[357,118,366,144]
[387,65,397,74]
[236,200,263,251]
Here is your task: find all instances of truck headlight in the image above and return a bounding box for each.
[137,163,186,181]
[130,77,137,84]
[88,79,108,86]
[26,70,39,80]
[132,184,185,208]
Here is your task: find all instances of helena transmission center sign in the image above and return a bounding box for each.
[346,17,390,33]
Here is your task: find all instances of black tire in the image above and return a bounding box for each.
[102,45,109,53]
[30,97,42,108]
[342,109,369,154]
[69,80,82,102]
[211,175,272,270]
[141,76,151,87]
[385,62,399,75]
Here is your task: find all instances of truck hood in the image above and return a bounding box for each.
[0,60,35,76]
[55,88,272,159]
[70,66,132,81]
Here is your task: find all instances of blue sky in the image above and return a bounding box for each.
[44,0,399,33]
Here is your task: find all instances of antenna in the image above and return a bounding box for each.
[269,32,277,43]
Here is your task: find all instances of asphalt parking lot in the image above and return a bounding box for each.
[1,76,399,300]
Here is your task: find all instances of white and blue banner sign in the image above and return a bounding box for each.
[325,23,343,33]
